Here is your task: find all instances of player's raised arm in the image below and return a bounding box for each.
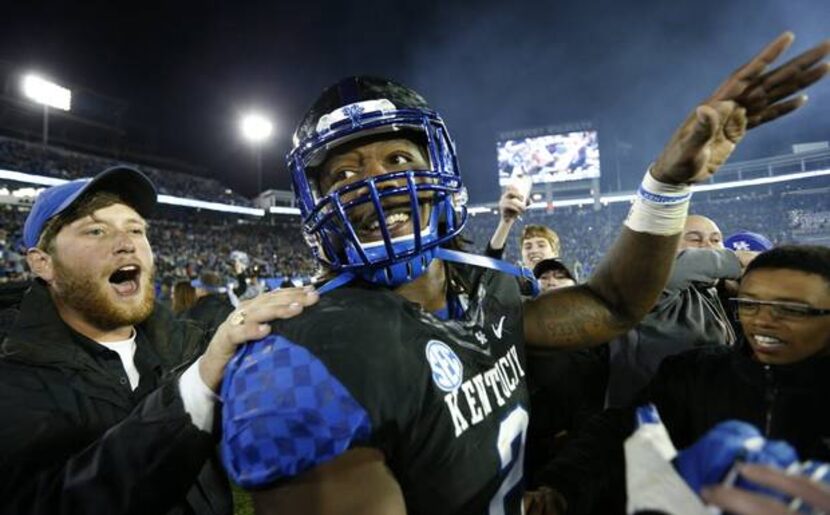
[523,32,830,349]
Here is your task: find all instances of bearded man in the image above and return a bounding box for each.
[0,166,318,515]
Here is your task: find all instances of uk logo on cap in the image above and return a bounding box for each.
[724,231,773,252]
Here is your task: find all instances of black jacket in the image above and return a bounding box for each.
[0,281,232,515]
[538,343,830,515]
[524,345,608,488]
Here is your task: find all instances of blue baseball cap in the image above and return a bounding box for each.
[724,231,774,252]
[23,166,157,249]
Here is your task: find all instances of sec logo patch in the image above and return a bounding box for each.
[425,340,463,392]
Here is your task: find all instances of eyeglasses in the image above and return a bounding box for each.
[730,297,830,319]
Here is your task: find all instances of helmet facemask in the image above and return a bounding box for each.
[288,98,468,287]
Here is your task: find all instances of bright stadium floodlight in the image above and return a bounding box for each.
[21,73,72,148]
[21,74,72,111]
[239,112,274,194]
[240,113,273,143]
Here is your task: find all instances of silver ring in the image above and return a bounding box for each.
[229,310,247,326]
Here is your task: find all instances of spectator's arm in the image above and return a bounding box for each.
[489,184,528,254]
[484,242,505,260]
[0,375,216,515]
[489,219,515,254]
[666,248,742,291]
[702,465,830,514]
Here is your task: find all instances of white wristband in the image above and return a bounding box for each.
[624,170,691,235]
[638,170,692,202]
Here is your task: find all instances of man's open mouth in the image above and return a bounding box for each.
[109,265,141,296]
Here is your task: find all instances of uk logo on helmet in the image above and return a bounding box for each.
[341,103,365,126]
[425,340,463,392]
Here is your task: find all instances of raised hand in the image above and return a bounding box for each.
[499,184,529,223]
[652,32,830,185]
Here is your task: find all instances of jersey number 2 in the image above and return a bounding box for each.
[489,406,529,515]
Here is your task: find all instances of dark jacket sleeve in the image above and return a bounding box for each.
[534,352,698,514]
[485,242,506,260]
[0,374,217,515]
[666,248,742,292]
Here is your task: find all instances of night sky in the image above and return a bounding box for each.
[1,0,828,201]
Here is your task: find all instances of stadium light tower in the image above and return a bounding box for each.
[21,74,72,148]
[239,112,274,194]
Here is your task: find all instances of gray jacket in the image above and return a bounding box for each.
[605,248,741,408]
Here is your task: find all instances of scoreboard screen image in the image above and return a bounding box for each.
[497,130,600,185]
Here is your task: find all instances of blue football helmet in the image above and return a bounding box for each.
[287,76,468,287]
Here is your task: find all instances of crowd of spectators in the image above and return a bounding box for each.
[0,136,251,206]
[0,208,27,282]
[2,180,827,288]
[149,216,317,281]
[0,203,318,285]
[466,179,830,278]
[0,134,827,291]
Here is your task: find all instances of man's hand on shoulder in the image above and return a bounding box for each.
[199,286,319,391]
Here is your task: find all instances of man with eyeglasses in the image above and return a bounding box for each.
[534,244,830,514]
[730,246,830,365]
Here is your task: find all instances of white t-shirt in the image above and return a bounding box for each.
[97,330,140,391]
[96,328,216,432]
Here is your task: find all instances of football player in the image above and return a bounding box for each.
[221,33,829,515]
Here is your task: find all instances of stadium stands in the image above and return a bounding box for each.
[0,136,252,206]
[0,134,827,288]
[465,176,830,277]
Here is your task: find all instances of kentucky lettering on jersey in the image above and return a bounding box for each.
[444,345,526,437]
